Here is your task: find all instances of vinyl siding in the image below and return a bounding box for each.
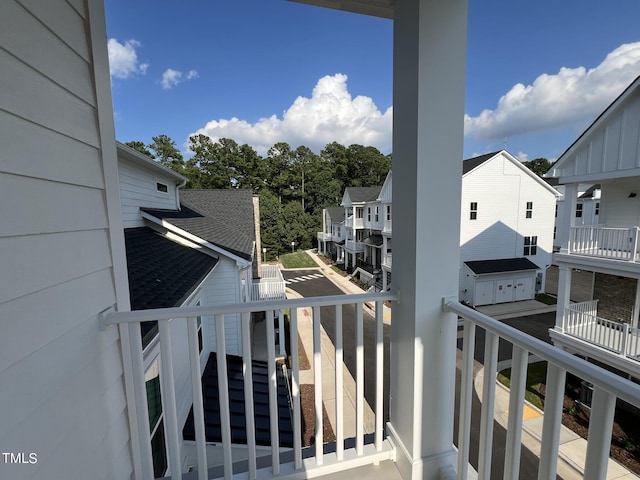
[0,1,133,478]
[202,257,243,356]
[118,157,179,228]
[600,180,640,228]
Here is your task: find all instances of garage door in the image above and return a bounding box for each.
[474,280,494,306]
[515,276,534,301]
[495,278,515,303]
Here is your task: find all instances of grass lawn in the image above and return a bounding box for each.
[280,251,318,269]
[497,361,547,410]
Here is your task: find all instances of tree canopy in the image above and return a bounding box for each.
[522,157,553,177]
[124,135,391,258]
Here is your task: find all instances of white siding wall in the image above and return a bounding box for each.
[201,257,243,356]
[600,179,640,228]
[0,1,133,479]
[460,154,556,295]
[119,158,179,228]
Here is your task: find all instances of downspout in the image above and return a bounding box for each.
[175,178,187,210]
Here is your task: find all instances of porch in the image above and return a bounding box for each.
[251,265,287,301]
[104,293,640,480]
[569,226,640,262]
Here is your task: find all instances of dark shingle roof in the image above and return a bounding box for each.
[363,234,383,246]
[182,353,293,448]
[345,186,382,203]
[326,206,345,222]
[579,184,601,199]
[143,189,256,261]
[462,151,501,175]
[464,257,539,275]
[124,227,218,310]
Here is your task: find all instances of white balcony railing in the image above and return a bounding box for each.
[251,265,286,301]
[102,291,640,480]
[569,225,640,261]
[382,253,392,268]
[345,239,364,253]
[345,217,364,229]
[105,293,394,480]
[383,219,392,234]
[445,298,640,480]
[317,231,332,242]
[563,301,640,360]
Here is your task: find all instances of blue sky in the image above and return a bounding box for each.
[105,0,640,163]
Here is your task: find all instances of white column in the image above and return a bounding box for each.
[558,183,577,254]
[555,263,572,330]
[633,280,640,329]
[388,0,468,479]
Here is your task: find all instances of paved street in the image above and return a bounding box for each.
[282,269,391,422]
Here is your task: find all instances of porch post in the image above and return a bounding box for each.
[554,263,572,330]
[559,183,577,253]
[389,0,468,479]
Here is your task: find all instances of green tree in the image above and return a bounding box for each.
[265,142,295,203]
[188,135,234,189]
[148,134,186,174]
[522,157,553,177]
[124,140,153,158]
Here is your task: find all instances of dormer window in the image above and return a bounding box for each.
[156,181,168,193]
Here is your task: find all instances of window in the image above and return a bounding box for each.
[553,227,557,240]
[367,207,371,222]
[526,201,533,219]
[197,316,203,354]
[386,205,391,221]
[146,359,167,478]
[576,204,583,217]
[156,181,168,193]
[555,204,558,218]
[374,206,379,222]
[470,202,478,220]
[523,236,538,256]
[595,202,600,215]
[356,207,363,219]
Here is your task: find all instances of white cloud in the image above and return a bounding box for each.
[161,68,199,89]
[465,42,640,140]
[107,39,148,79]
[515,151,529,163]
[190,73,392,155]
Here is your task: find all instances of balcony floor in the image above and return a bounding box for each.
[313,460,402,480]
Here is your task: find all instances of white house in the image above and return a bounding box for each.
[2,2,637,480]
[551,181,601,252]
[333,151,558,305]
[546,75,640,379]
[317,206,346,261]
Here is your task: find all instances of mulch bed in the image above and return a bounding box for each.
[300,384,336,447]
[539,375,640,475]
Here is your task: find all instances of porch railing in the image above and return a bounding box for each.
[382,253,392,269]
[345,217,364,229]
[569,225,640,261]
[345,239,364,252]
[383,219,392,234]
[251,265,286,301]
[563,301,640,360]
[444,298,640,480]
[104,292,394,480]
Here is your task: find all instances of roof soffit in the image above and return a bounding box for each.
[287,0,393,18]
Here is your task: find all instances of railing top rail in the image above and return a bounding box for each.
[106,292,395,325]
[444,298,640,408]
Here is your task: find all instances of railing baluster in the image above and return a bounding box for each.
[335,304,344,460]
[504,345,528,480]
[187,317,208,480]
[312,306,323,464]
[458,320,475,480]
[538,363,566,480]
[240,312,257,479]
[265,310,280,475]
[158,319,183,479]
[356,302,365,455]
[214,314,233,480]
[375,300,384,452]
[478,330,498,480]
[584,387,616,480]
[290,308,303,470]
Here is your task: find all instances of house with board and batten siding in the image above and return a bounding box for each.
[546,75,640,379]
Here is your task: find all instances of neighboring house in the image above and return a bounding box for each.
[327,151,558,305]
[117,143,288,474]
[317,206,346,261]
[546,76,640,379]
[551,180,601,252]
